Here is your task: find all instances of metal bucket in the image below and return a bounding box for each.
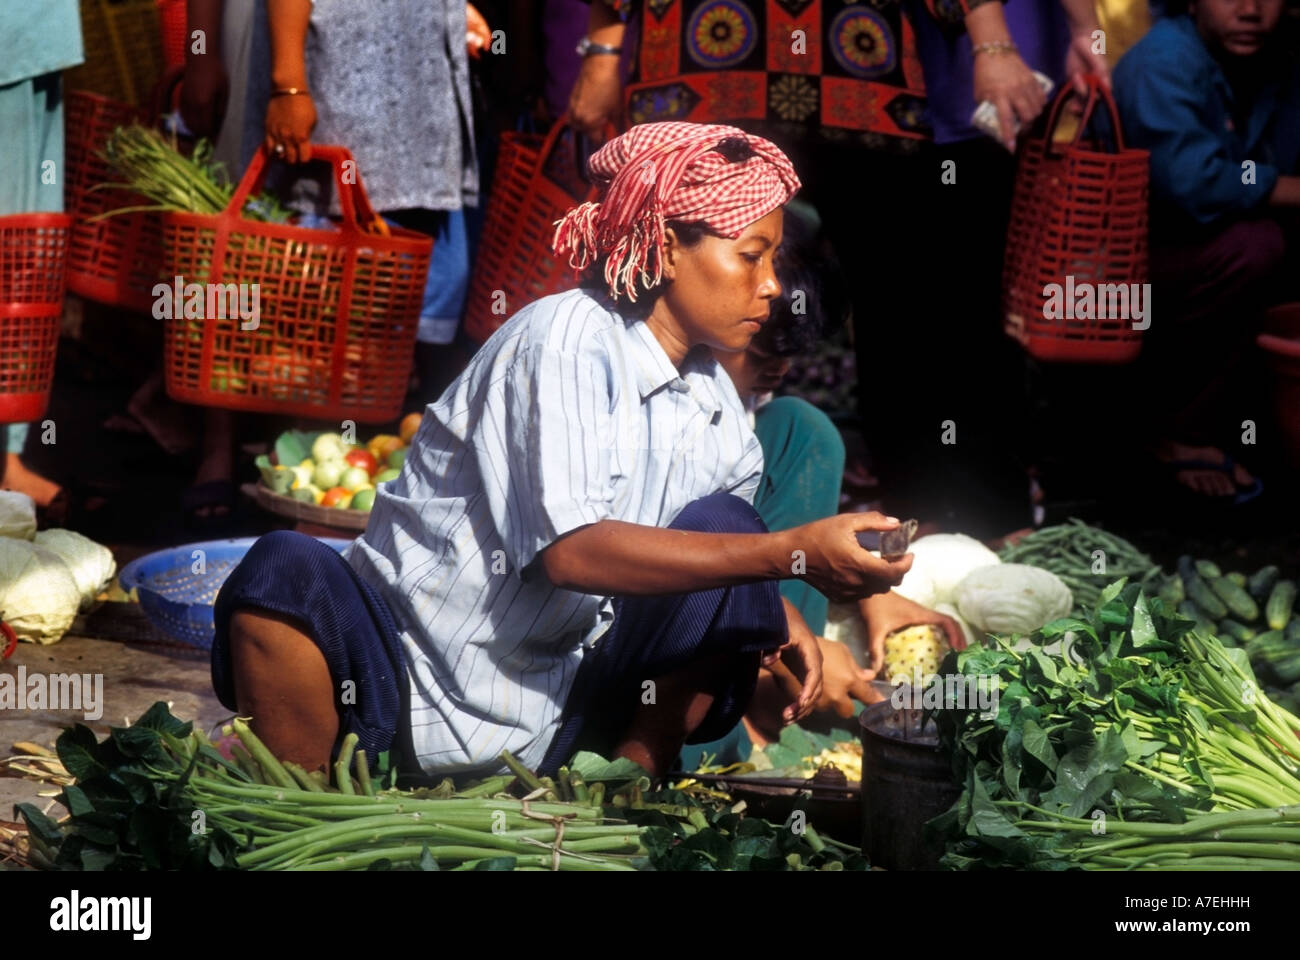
[859,697,959,870]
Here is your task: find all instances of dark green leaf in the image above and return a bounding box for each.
[56,724,105,781]
[16,802,64,849]
[61,784,95,818]
[1020,718,1058,772]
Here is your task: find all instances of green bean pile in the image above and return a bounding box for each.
[999,518,1162,612]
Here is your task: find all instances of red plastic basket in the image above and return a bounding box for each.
[158,0,188,72]
[464,118,599,343]
[64,90,166,313]
[0,214,72,425]
[160,144,432,423]
[1002,75,1150,364]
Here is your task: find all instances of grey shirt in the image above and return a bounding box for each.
[233,0,478,213]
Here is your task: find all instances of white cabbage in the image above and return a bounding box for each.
[0,538,82,644]
[0,490,37,541]
[956,563,1073,637]
[33,529,117,611]
[895,534,1001,608]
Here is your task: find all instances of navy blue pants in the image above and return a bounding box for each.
[211,531,410,765]
[537,493,786,776]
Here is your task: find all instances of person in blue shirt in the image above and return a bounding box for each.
[1114,0,1300,502]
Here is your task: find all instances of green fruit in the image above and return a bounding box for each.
[313,459,345,490]
[312,433,348,463]
[374,468,400,484]
[351,487,376,511]
[266,466,295,495]
[341,466,371,492]
[387,447,407,470]
[291,485,321,504]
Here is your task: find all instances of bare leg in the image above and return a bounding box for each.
[192,408,236,518]
[611,653,740,777]
[2,452,63,506]
[229,609,339,773]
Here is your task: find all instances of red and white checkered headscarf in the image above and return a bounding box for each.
[552,122,801,302]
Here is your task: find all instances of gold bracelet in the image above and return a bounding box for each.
[972,41,1018,56]
[270,87,310,98]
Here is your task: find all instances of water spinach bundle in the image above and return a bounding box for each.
[931,579,1300,870]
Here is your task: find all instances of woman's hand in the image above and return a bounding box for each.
[973,51,1047,150]
[467,3,491,59]
[1064,29,1110,96]
[762,601,824,724]
[568,54,622,139]
[813,637,875,717]
[786,513,913,603]
[858,590,967,680]
[264,93,316,164]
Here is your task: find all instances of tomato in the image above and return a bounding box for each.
[320,485,353,509]
[345,449,380,476]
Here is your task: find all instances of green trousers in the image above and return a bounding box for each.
[677,396,846,770]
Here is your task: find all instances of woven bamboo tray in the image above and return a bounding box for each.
[242,482,370,532]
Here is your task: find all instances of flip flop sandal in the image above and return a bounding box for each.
[1164,457,1264,506]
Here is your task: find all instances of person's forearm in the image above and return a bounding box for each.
[187,0,224,60]
[587,1,627,48]
[267,0,311,89]
[1270,175,1300,207]
[541,519,794,595]
[964,2,1014,45]
[1058,0,1100,33]
[782,596,812,638]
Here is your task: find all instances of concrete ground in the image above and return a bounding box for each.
[1,623,228,818]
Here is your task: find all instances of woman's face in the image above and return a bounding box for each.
[659,208,784,355]
[716,340,793,400]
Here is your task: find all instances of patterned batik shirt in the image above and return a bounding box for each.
[597,0,1004,154]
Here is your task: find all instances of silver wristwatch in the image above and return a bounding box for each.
[576,37,622,57]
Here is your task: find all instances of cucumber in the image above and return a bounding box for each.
[1246,629,1286,657]
[1159,575,1185,606]
[1176,601,1214,637]
[1226,571,1248,588]
[1270,653,1300,685]
[1267,580,1297,631]
[1209,576,1260,622]
[1249,565,1280,600]
[1194,559,1222,580]
[1286,618,1300,645]
[1186,574,1228,620]
[1177,555,1197,582]
[1219,618,1257,642]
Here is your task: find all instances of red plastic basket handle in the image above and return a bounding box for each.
[538,114,618,199]
[225,143,382,235]
[1039,73,1126,155]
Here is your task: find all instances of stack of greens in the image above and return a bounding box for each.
[94,124,291,223]
[930,578,1300,870]
[17,704,864,872]
[998,519,1162,613]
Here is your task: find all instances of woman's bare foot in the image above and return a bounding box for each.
[1155,440,1256,498]
[2,453,63,507]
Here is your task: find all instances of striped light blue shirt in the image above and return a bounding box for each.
[346,289,764,775]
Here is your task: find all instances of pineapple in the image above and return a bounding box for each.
[881,624,950,685]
